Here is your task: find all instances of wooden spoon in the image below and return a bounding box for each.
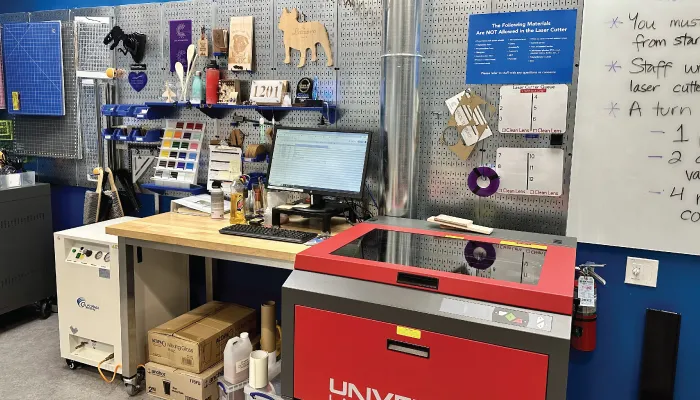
[175,62,185,101]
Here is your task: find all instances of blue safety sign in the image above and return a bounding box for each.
[466,10,578,85]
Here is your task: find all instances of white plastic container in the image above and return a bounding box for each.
[224,332,253,386]
[244,383,280,400]
[217,376,247,400]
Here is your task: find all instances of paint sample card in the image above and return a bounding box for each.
[498,85,568,134]
[445,91,493,146]
[496,148,564,196]
[207,146,242,194]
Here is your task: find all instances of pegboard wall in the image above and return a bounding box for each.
[1,0,584,236]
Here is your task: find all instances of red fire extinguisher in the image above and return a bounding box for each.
[572,262,606,352]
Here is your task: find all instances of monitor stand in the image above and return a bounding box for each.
[272,195,346,234]
[305,194,342,213]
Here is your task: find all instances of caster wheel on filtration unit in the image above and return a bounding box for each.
[125,384,139,397]
[124,367,145,397]
[65,359,79,370]
[38,300,52,320]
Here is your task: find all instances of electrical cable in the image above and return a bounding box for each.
[97,354,145,384]
[365,183,379,210]
[97,354,119,383]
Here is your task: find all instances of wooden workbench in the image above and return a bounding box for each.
[108,211,352,380]
[106,212,352,264]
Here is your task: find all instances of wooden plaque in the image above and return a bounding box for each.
[228,16,254,71]
[279,8,334,68]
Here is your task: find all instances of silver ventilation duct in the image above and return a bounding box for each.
[379,0,425,218]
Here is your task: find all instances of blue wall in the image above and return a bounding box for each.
[3,0,697,398]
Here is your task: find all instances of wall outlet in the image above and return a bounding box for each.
[625,257,659,287]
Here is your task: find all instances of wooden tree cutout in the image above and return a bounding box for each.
[278,8,334,68]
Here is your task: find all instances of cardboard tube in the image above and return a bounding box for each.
[249,350,269,389]
[261,301,276,353]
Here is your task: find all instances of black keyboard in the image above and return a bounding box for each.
[219,224,318,244]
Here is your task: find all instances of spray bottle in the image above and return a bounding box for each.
[230,175,248,225]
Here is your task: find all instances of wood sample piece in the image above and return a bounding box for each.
[228,17,254,71]
[278,8,333,68]
[213,29,228,55]
[218,80,241,105]
[198,26,209,57]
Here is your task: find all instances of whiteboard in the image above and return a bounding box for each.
[568,0,700,255]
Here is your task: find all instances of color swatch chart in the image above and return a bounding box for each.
[153,120,205,187]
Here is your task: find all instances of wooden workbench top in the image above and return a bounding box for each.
[105,212,352,263]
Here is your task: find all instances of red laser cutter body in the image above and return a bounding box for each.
[282,217,576,400]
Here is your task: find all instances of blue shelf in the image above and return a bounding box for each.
[256,105,337,124]
[141,183,206,195]
[103,102,338,123]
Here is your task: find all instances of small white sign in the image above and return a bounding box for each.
[7,174,21,188]
[578,276,595,307]
[250,80,286,104]
[498,85,568,134]
[496,148,564,197]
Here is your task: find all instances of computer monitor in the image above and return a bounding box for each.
[267,127,371,211]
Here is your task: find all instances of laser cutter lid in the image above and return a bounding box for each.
[295,217,576,315]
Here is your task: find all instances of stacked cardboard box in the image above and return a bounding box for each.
[146,301,257,400]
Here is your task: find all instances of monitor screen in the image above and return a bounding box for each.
[268,128,370,196]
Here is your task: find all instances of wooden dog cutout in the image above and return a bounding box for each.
[279,8,334,68]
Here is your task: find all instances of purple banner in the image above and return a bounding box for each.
[169,20,192,72]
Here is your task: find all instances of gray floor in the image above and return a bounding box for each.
[0,307,147,400]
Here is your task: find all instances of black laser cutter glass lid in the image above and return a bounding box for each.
[331,229,545,285]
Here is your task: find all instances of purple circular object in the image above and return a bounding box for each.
[467,167,500,197]
[464,241,496,270]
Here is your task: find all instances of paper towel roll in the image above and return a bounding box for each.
[261,301,276,353]
[249,350,269,389]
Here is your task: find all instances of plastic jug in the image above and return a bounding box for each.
[224,332,252,385]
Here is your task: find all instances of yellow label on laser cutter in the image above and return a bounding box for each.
[445,235,465,240]
[396,326,421,340]
[500,240,548,250]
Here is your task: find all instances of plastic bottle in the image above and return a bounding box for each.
[205,60,220,105]
[210,180,224,220]
[223,332,252,399]
[191,71,204,104]
[230,177,247,225]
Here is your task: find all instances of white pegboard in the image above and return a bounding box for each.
[0,0,584,236]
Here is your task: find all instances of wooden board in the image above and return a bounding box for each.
[279,8,333,68]
[105,213,352,263]
[228,16,253,71]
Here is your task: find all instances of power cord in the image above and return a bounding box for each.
[97,353,146,384]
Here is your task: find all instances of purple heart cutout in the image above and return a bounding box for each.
[129,72,148,92]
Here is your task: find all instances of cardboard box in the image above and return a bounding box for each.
[149,301,257,373]
[146,361,223,400]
